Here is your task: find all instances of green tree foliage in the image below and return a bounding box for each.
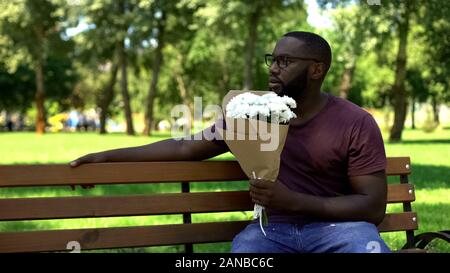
[0,0,76,131]
[319,0,449,141]
[0,0,448,138]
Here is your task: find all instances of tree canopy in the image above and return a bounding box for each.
[0,0,448,140]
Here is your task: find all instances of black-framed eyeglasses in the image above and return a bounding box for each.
[265,54,321,69]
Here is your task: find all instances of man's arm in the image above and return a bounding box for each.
[70,127,229,167]
[249,171,387,225]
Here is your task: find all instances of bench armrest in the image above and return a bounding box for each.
[402,230,450,251]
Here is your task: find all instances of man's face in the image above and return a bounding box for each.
[268,37,311,98]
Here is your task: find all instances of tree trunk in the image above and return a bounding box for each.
[117,40,135,135]
[175,75,192,130]
[338,63,356,100]
[33,23,47,135]
[389,3,410,142]
[143,11,165,136]
[99,62,119,134]
[34,61,46,134]
[174,52,193,130]
[218,52,230,96]
[243,6,261,90]
[431,95,440,125]
[411,95,415,129]
[115,0,135,135]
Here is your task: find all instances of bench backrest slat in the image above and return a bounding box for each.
[0,212,418,253]
[0,161,246,187]
[0,184,414,221]
[377,212,418,232]
[0,191,253,221]
[0,157,410,188]
[387,184,415,203]
[0,221,250,253]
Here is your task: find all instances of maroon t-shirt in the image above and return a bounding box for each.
[211,93,387,225]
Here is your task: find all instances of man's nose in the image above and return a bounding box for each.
[269,62,280,75]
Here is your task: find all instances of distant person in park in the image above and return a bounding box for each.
[17,114,25,131]
[67,110,79,132]
[5,113,14,132]
[70,31,390,253]
[78,113,88,132]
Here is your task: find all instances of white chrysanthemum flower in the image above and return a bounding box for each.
[257,105,270,117]
[282,96,297,108]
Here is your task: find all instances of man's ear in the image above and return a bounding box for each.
[310,63,325,80]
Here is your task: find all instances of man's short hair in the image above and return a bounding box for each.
[283,31,332,73]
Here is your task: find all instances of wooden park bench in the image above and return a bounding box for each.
[0,157,448,253]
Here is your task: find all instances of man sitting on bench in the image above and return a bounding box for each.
[71,31,391,253]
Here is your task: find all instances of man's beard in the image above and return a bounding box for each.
[279,70,308,99]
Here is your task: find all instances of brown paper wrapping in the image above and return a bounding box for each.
[218,90,290,181]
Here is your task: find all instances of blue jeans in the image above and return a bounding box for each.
[231,221,391,253]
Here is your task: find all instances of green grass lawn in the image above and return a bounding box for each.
[0,128,449,253]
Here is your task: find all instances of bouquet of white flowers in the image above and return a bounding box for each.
[226,92,297,124]
[217,90,297,236]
